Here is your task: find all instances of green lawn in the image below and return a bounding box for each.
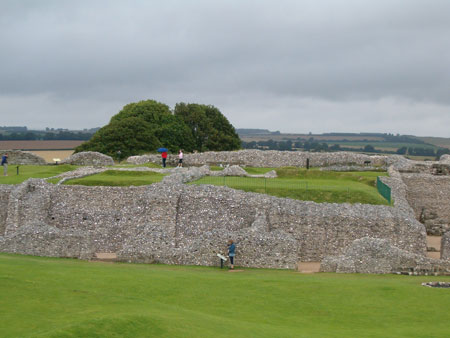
[0,254,449,338]
[113,162,163,169]
[0,164,78,184]
[191,168,389,205]
[62,170,165,186]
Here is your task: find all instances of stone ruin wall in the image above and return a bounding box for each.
[0,149,46,165]
[1,149,450,271]
[127,149,389,168]
[0,178,426,269]
[442,232,450,261]
[400,174,450,236]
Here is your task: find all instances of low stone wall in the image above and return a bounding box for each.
[0,149,46,165]
[127,150,388,168]
[62,151,114,166]
[0,179,426,269]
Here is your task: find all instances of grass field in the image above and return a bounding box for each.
[0,164,78,184]
[62,170,165,186]
[1,254,449,338]
[191,168,389,205]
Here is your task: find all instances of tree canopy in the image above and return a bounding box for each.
[174,103,241,152]
[75,99,241,159]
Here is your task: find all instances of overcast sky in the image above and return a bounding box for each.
[1,0,449,136]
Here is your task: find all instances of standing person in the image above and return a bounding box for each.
[161,151,167,168]
[178,149,183,167]
[227,239,236,270]
[1,153,8,176]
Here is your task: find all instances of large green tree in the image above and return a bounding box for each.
[75,117,160,158]
[76,99,240,158]
[174,103,241,151]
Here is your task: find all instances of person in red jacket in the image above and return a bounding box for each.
[161,151,167,168]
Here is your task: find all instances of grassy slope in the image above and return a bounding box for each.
[192,168,389,205]
[0,164,78,184]
[417,136,450,149]
[1,254,449,338]
[62,170,165,186]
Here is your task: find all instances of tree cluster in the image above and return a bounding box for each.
[75,100,241,159]
[241,138,450,159]
[397,146,450,159]
[0,130,94,141]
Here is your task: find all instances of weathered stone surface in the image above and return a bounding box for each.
[0,177,426,268]
[0,149,46,165]
[442,232,450,261]
[0,222,90,258]
[62,151,114,166]
[431,163,450,175]
[439,154,450,165]
[401,173,450,235]
[320,237,450,274]
[127,150,389,168]
[0,185,14,236]
[2,152,449,273]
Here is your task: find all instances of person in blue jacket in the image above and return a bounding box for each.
[1,153,8,176]
[227,239,236,270]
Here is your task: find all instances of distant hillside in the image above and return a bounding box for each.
[236,128,280,135]
[239,130,450,160]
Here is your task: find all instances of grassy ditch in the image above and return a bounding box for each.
[1,253,449,338]
[61,170,165,186]
[191,168,389,205]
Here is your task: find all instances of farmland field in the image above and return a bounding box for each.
[31,150,74,162]
[0,140,84,150]
[1,253,449,338]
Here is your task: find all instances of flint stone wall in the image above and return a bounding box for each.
[0,179,426,268]
[0,149,46,165]
[127,150,388,168]
[62,151,114,166]
[442,232,450,260]
[321,237,450,274]
[401,173,450,235]
[439,154,450,165]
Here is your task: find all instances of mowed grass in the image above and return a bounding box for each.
[0,164,78,184]
[62,170,165,186]
[113,162,163,169]
[191,167,389,205]
[1,254,449,338]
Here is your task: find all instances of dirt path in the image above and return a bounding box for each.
[297,262,321,273]
[426,235,441,259]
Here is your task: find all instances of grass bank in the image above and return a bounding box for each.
[0,254,449,338]
[62,170,165,186]
[191,168,389,205]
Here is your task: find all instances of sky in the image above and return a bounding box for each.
[0,0,449,136]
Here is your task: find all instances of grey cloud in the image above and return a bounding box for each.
[0,0,449,135]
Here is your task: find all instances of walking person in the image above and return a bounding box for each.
[177,149,183,167]
[161,151,167,168]
[227,239,236,270]
[1,153,8,176]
